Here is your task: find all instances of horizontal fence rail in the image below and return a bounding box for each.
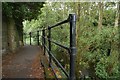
[44,45,69,77]
[42,14,76,80]
[42,36,69,50]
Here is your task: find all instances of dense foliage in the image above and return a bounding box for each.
[2,2,44,44]
[23,2,120,79]
[2,2,44,20]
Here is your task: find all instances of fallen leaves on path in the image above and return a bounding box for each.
[31,53,44,79]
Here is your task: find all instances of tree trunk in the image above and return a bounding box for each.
[73,2,81,47]
[15,20,24,46]
[118,2,120,74]
[115,2,119,27]
[118,2,120,71]
[7,18,19,53]
[98,2,103,29]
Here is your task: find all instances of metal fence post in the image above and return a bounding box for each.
[69,14,76,80]
[42,30,44,48]
[25,34,26,45]
[37,31,39,46]
[29,32,32,45]
[48,26,51,66]
[43,30,46,55]
[23,33,26,45]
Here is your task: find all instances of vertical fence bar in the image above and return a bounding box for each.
[29,32,32,45]
[23,33,26,45]
[69,14,76,80]
[43,30,45,55]
[25,34,26,45]
[37,31,39,46]
[48,26,51,66]
[42,30,44,48]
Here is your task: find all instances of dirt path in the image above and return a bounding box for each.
[2,45,44,79]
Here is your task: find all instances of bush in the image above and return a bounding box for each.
[76,26,119,78]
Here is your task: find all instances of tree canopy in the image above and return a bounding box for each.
[2,2,44,20]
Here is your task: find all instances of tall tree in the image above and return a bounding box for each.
[118,1,120,72]
[115,2,119,27]
[98,2,103,29]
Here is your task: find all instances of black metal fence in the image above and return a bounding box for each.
[23,30,40,45]
[42,14,76,80]
[24,13,76,80]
